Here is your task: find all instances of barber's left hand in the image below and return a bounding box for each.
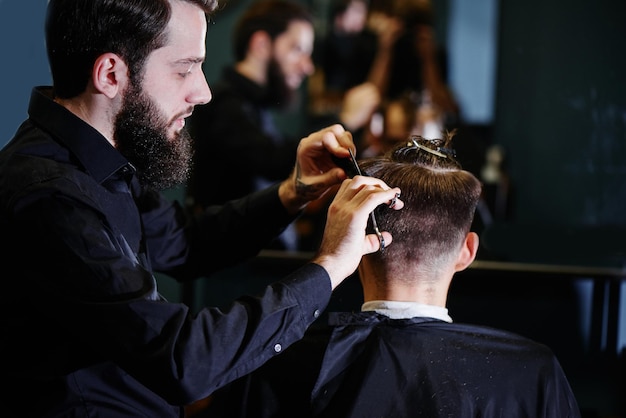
[278,124,354,213]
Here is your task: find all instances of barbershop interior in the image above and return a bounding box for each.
[1,0,625,416]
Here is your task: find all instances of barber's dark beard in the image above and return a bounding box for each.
[266,58,296,108]
[114,84,193,191]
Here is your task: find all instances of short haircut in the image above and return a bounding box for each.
[359,133,482,269]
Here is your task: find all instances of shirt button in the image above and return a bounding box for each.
[313,309,321,319]
[274,343,282,353]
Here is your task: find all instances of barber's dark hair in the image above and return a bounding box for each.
[233,0,313,61]
[359,132,482,265]
[45,0,218,99]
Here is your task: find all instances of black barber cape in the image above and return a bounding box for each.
[207,312,582,418]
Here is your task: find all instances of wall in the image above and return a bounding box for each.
[448,0,498,125]
[493,0,626,229]
[0,0,50,145]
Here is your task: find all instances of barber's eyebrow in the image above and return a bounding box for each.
[173,57,205,66]
[170,58,205,74]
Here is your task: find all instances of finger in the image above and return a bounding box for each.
[339,180,402,226]
[301,124,345,152]
[321,129,354,158]
[304,168,348,190]
[361,186,403,214]
[388,192,403,209]
[327,123,346,136]
[350,175,399,193]
[363,231,393,254]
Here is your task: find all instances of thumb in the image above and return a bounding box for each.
[363,231,393,254]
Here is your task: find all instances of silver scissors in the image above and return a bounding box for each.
[346,148,385,252]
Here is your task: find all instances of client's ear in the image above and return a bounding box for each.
[454,232,479,272]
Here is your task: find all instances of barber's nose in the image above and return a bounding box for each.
[192,72,212,105]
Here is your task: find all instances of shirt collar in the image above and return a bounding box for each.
[28,86,133,184]
[361,300,453,323]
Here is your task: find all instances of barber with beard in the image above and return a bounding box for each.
[187,0,380,250]
[0,0,403,416]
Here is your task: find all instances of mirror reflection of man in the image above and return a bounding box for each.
[187,0,380,251]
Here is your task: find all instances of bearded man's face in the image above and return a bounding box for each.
[114,80,193,191]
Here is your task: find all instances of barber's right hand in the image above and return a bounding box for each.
[311,176,403,289]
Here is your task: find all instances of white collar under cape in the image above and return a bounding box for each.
[361,300,452,323]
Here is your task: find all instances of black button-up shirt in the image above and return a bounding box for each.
[0,87,331,417]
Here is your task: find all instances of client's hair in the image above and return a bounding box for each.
[359,132,482,269]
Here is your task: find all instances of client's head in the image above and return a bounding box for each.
[359,132,482,281]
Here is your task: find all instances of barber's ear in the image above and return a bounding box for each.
[92,53,128,98]
[454,232,479,272]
